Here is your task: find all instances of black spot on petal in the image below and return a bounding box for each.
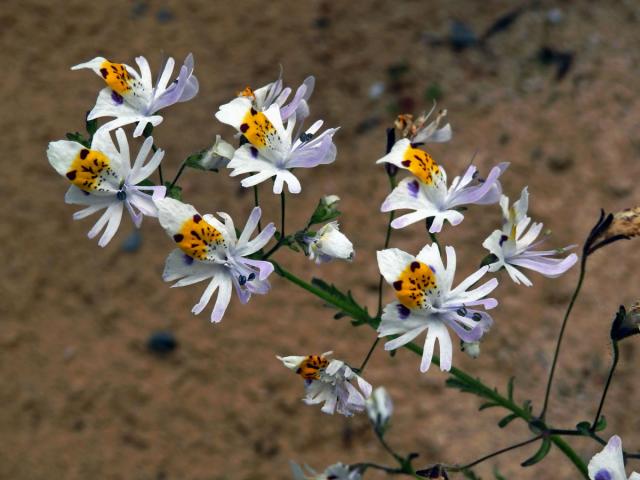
[393,280,403,291]
[79,149,89,159]
[173,234,184,242]
[66,170,77,180]
[240,123,249,133]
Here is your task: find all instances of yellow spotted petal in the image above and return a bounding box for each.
[401,146,440,185]
[392,260,437,309]
[295,354,330,380]
[66,147,120,193]
[239,107,278,148]
[172,214,226,261]
[98,61,134,95]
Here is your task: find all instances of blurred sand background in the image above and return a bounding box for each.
[2,0,640,478]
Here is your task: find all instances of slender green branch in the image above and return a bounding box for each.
[280,190,286,238]
[590,339,619,432]
[262,192,287,260]
[169,161,188,190]
[359,337,380,373]
[447,435,542,472]
[540,254,587,420]
[254,185,262,233]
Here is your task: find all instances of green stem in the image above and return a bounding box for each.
[169,161,187,190]
[540,254,587,421]
[280,190,286,239]
[254,186,262,233]
[590,340,619,432]
[359,337,380,373]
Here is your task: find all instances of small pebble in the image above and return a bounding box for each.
[147,331,178,355]
[121,230,142,253]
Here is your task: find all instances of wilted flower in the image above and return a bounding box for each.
[482,187,578,286]
[588,435,639,480]
[156,199,275,323]
[377,140,507,232]
[611,304,640,342]
[306,222,354,264]
[72,53,198,137]
[366,386,393,433]
[198,135,236,171]
[277,352,372,416]
[215,96,338,194]
[290,461,362,480]
[47,128,166,247]
[395,105,452,144]
[377,244,498,372]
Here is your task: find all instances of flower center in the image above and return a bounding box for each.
[172,214,226,261]
[65,148,119,193]
[99,60,133,95]
[393,261,437,309]
[400,146,440,185]
[296,355,329,380]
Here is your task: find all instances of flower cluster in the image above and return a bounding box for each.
[47,51,619,479]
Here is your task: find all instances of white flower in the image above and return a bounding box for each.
[72,53,198,137]
[156,198,276,323]
[47,128,166,247]
[377,139,507,233]
[198,135,236,171]
[277,352,372,417]
[290,461,361,480]
[482,187,578,287]
[588,435,640,480]
[306,222,354,264]
[215,96,338,194]
[377,245,498,372]
[366,386,393,432]
[239,72,315,126]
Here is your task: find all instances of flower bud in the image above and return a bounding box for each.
[366,386,393,433]
[307,222,354,264]
[199,135,235,171]
[461,340,481,359]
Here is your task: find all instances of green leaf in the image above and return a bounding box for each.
[498,413,518,428]
[310,277,370,325]
[507,376,515,401]
[576,421,591,434]
[594,415,607,432]
[85,115,98,137]
[493,467,507,480]
[478,402,500,411]
[462,469,482,480]
[184,150,208,171]
[164,182,183,201]
[480,253,499,268]
[308,197,341,226]
[521,437,551,467]
[66,132,90,148]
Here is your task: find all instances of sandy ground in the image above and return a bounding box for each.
[2,0,640,478]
